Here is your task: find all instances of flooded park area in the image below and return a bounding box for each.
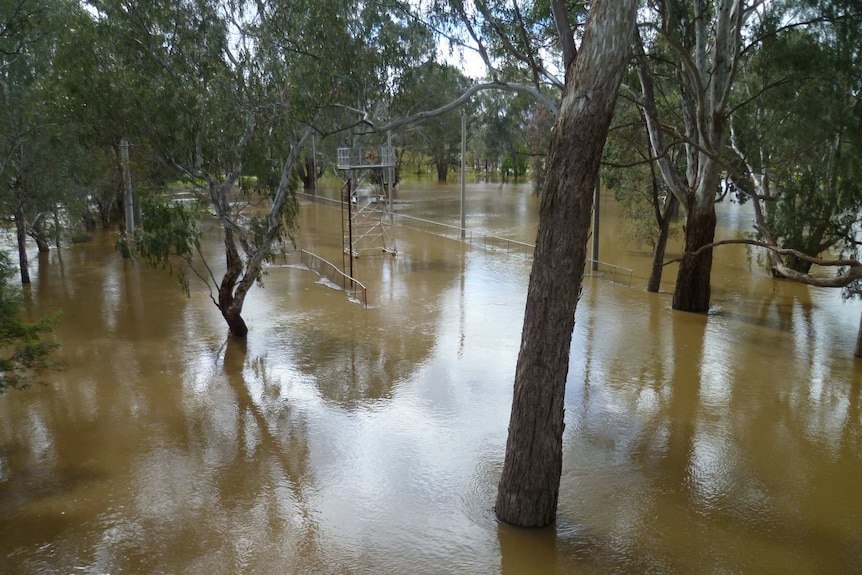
[1,179,861,574]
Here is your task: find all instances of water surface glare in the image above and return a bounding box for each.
[1,180,861,574]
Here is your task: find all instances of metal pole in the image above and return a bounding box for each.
[388,130,394,225]
[312,133,317,196]
[591,183,600,271]
[460,110,466,239]
[121,138,134,234]
[348,173,355,284]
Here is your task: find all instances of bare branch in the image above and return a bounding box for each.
[551,0,577,70]
[453,2,499,81]
[664,238,862,288]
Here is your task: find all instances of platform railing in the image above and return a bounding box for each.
[282,249,368,307]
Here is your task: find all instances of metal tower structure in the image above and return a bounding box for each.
[337,144,397,280]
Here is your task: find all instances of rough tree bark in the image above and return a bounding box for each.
[673,187,719,311]
[218,227,249,337]
[494,0,638,528]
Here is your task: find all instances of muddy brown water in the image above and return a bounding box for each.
[1,179,861,574]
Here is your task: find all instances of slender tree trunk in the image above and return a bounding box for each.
[647,194,678,293]
[218,227,249,337]
[53,207,62,249]
[495,0,638,528]
[14,206,30,285]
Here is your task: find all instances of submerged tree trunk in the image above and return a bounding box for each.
[28,213,51,254]
[435,159,448,182]
[52,207,62,249]
[204,128,313,338]
[217,227,249,337]
[856,313,862,358]
[14,206,30,285]
[672,201,717,312]
[783,254,815,275]
[495,0,638,528]
[298,154,320,192]
[672,147,722,312]
[647,194,678,293]
[32,235,50,254]
[647,205,676,293]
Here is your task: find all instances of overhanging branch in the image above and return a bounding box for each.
[664,238,862,288]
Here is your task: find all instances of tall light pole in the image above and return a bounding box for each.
[460,109,466,239]
[592,184,600,270]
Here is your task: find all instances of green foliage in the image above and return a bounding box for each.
[730,1,862,271]
[604,68,680,253]
[126,194,201,294]
[612,184,681,250]
[0,252,60,394]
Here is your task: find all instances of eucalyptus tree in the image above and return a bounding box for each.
[632,1,768,312]
[0,0,36,72]
[728,0,862,277]
[523,98,554,193]
[472,90,533,178]
[685,0,862,355]
[377,0,636,527]
[0,0,90,282]
[54,1,154,230]
[90,0,435,336]
[401,0,638,527]
[491,0,639,528]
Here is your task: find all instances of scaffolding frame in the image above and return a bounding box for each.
[338,145,397,280]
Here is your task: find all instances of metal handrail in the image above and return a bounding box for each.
[283,249,368,307]
[297,191,343,209]
[295,191,634,287]
[393,212,536,259]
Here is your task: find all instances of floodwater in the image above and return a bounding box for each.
[1,178,861,574]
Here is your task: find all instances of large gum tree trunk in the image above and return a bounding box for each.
[672,201,717,312]
[495,0,638,528]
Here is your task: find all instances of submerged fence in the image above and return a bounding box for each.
[296,191,634,288]
[282,249,368,308]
